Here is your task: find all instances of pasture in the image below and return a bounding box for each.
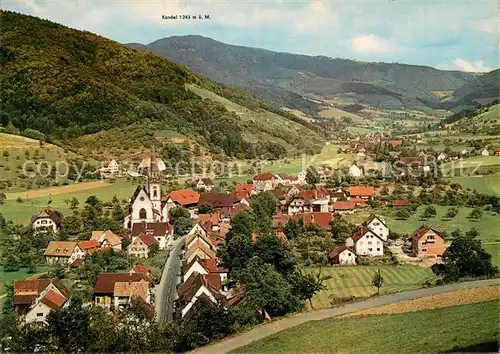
[0,178,138,224]
[345,205,500,243]
[306,265,436,310]
[232,300,500,354]
[0,266,49,295]
[445,173,500,195]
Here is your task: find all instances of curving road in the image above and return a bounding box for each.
[155,235,186,325]
[191,278,499,354]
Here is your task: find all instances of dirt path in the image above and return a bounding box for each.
[191,278,499,354]
[6,181,111,200]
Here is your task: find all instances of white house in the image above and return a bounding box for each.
[25,286,69,324]
[31,208,61,233]
[346,227,384,257]
[461,149,469,155]
[101,159,120,175]
[481,148,490,156]
[287,188,330,215]
[348,164,363,178]
[329,246,357,265]
[178,273,220,318]
[196,178,214,192]
[253,173,278,192]
[364,215,389,241]
[44,241,85,265]
[130,222,173,250]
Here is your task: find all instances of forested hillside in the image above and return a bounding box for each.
[129,35,478,110]
[0,11,324,159]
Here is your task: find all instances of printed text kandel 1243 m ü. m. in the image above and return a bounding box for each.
[161,14,210,20]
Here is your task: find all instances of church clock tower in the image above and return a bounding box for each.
[148,144,162,213]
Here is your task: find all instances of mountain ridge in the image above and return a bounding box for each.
[126,35,489,111]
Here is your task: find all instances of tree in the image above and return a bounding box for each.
[395,208,411,220]
[371,269,384,295]
[250,191,277,232]
[468,207,483,220]
[48,262,65,279]
[432,229,498,282]
[446,207,459,219]
[421,205,437,219]
[173,217,193,237]
[168,205,191,223]
[330,217,355,245]
[69,197,80,212]
[198,204,213,214]
[288,269,331,309]
[0,189,5,205]
[305,166,320,185]
[16,196,23,203]
[4,254,20,272]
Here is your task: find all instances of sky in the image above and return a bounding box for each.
[2,0,499,72]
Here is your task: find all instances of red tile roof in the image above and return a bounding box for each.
[131,222,172,237]
[332,201,356,210]
[201,259,228,274]
[13,279,69,305]
[392,200,409,206]
[162,189,200,205]
[70,258,84,268]
[290,188,329,204]
[198,212,221,225]
[350,227,379,242]
[40,289,67,310]
[94,273,148,294]
[399,157,425,166]
[198,192,237,208]
[77,240,99,251]
[329,246,356,259]
[348,186,374,197]
[389,140,402,147]
[253,173,276,181]
[132,264,150,274]
[411,225,443,241]
[235,184,253,194]
[138,234,159,247]
[293,212,333,229]
[30,207,61,226]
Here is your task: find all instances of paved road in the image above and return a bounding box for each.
[155,235,186,325]
[192,278,499,354]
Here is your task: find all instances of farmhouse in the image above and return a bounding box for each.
[13,279,70,322]
[287,187,330,214]
[127,234,159,258]
[412,225,445,258]
[253,173,278,191]
[31,208,61,233]
[198,192,238,209]
[275,173,292,186]
[346,227,384,257]
[94,272,149,309]
[392,200,409,207]
[196,178,214,192]
[77,240,99,255]
[113,279,150,311]
[363,214,389,241]
[329,246,357,265]
[44,241,85,265]
[496,148,500,156]
[348,186,374,199]
[389,140,402,148]
[100,159,120,176]
[481,148,490,156]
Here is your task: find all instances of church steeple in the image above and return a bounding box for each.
[148,143,161,211]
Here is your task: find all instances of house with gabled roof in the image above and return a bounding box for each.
[113,279,150,310]
[13,279,70,321]
[287,187,330,214]
[25,287,69,324]
[31,208,61,233]
[198,192,238,209]
[77,240,99,255]
[185,223,217,263]
[196,178,215,192]
[127,234,159,259]
[44,241,85,265]
[329,246,357,265]
[91,230,122,251]
[94,272,149,309]
[332,200,356,214]
[346,227,384,256]
[412,225,445,258]
[348,186,374,199]
[161,188,200,220]
[177,272,223,318]
[253,173,278,192]
[363,214,389,241]
[130,222,173,250]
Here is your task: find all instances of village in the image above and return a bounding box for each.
[8,130,499,329]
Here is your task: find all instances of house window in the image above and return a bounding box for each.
[368,241,372,245]
[373,222,379,226]
[348,253,351,256]
[37,313,44,317]
[153,190,158,198]
[41,220,47,224]
[368,248,372,251]
[422,248,427,252]
[428,235,434,240]
[377,248,380,251]
[139,208,147,219]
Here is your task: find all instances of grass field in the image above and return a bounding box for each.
[445,173,500,195]
[0,178,138,224]
[306,265,436,309]
[345,205,500,243]
[232,300,500,354]
[0,266,49,295]
[483,244,500,267]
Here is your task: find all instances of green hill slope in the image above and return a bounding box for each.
[127,35,477,111]
[0,11,324,160]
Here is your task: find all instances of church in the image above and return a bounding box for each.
[123,147,166,230]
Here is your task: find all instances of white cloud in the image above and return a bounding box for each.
[437,58,493,73]
[474,16,499,35]
[350,34,396,54]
